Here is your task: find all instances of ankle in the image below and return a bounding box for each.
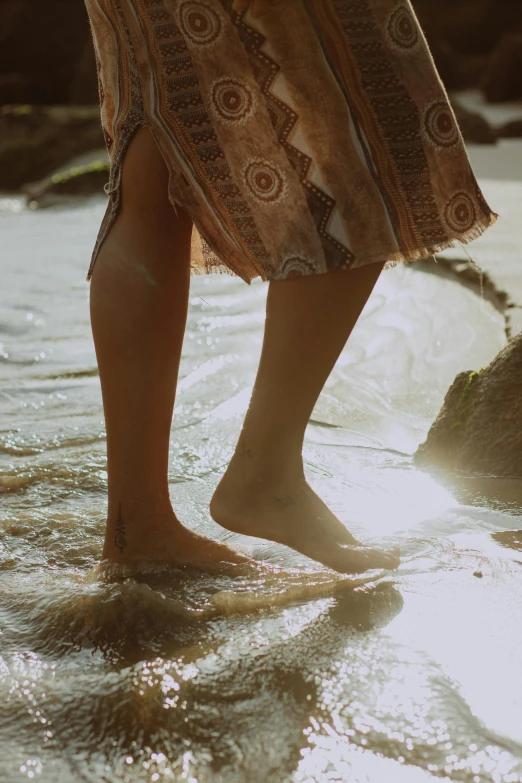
[230,433,304,475]
[105,491,179,539]
[107,489,172,519]
[216,448,306,501]
[102,505,180,560]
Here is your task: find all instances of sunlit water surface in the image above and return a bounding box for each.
[1,196,522,783]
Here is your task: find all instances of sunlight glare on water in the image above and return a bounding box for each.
[1,195,522,782]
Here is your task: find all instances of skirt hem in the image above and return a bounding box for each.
[86,207,499,284]
[382,210,499,273]
[178,208,500,283]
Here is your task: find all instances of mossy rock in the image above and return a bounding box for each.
[0,104,104,189]
[415,333,522,476]
[25,159,110,204]
[47,160,110,195]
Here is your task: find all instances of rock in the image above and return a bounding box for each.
[413,0,522,56]
[497,119,522,139]
[415,333,522,477]
[24,159,110,207]
[451,100,497,145]
[450,54,488,91]
[412,0,522,89]
[0,0,97,105]
[425,40,487,91]
[482,34,522,103]
[0,0,518,105]
[70,37,100,106]
[0,104,104,190]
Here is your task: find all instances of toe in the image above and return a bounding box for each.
[353,545,400,572]
[332,544,400,574]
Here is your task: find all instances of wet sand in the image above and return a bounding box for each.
[1,147,522,781]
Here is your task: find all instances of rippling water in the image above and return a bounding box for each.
[2,195,522,783]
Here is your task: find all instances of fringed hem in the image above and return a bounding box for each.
[86,209,498,285]
[189,262,246,279]
[382,211,499,273]
[183,209,499,283]
[85,142,498,286]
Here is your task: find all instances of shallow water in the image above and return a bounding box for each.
[2,195,522,783]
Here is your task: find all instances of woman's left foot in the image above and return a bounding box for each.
[210,460,400,575]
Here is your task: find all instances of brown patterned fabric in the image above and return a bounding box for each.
[85,0,498,283]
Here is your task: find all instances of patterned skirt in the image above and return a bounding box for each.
[85,0,497,284]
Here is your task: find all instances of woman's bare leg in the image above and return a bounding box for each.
[89,126,246,565]
[210,263,400,574]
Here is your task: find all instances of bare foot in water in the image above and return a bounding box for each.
[102,505,250,568]
[209,457,400,575]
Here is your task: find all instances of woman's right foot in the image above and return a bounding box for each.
[101,505,251,568]
[209,461,400,575]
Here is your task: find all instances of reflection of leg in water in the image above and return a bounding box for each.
[211,263,400,574]
[330,582,404,632]
[492,530,522,552]
[89,127,248,567]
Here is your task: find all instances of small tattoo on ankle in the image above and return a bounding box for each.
[114,502,127,553]
[273,494,295,507]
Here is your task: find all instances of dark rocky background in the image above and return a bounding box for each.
[0,0,98,106]
[1,0,522,106]
[1,0,522,196]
